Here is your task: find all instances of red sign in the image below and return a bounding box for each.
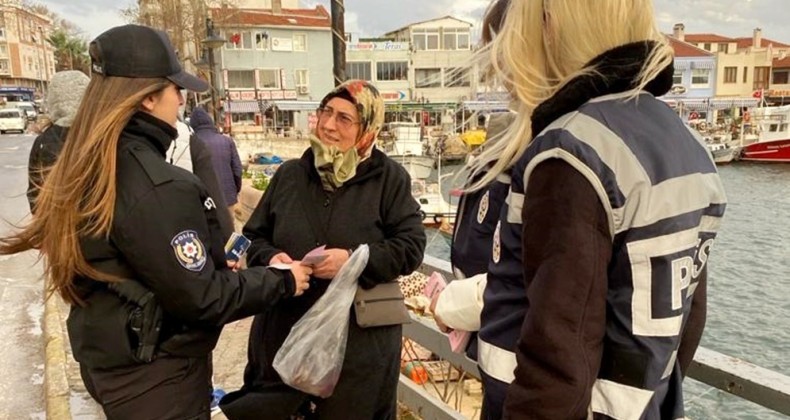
[753,90,763,99]
[689,111,699,120]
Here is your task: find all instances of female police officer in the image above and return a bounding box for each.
[0,24,311,419]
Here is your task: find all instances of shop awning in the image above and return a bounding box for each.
[691,61,715,70]
[271,100,320,111]
[227,101,265,113]
[461,100,510,112]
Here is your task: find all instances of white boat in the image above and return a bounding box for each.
[707,143,738,164]
[412,179,456,226]
[390,154,434,179]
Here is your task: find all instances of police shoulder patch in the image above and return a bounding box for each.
[171,230,207,272]
[477,191,490,224]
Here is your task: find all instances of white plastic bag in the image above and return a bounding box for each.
[273,245,369,398]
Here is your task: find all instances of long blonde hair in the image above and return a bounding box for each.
[470,0,673,190]
[0,75,170,305]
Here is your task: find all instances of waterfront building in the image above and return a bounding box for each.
[0,2,55,98]
[211,0,332,135]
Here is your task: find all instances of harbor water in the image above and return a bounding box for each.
[424,162,790,419]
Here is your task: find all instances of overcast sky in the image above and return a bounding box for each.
[40,0,790,45]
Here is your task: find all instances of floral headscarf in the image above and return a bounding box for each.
[318,79,385,158]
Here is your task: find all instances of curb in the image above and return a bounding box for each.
[43,294,72,419]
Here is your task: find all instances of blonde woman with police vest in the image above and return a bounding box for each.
[469,1,727,419]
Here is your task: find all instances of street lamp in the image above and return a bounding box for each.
[201,17,226,125]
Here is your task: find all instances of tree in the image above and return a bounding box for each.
[47,28,89,73]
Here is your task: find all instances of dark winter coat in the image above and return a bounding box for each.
[68,112,297,370]
[189,108,242,205]
[27,124,67,211]
[221,148,425,419]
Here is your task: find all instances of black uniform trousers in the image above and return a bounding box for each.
[80,355,213,420]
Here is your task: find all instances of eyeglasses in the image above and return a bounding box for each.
[316,106,360,130]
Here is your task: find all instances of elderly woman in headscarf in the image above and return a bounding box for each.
[221,80,426,420]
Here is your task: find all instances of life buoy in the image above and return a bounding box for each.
[743,111,751,123]
[698,121,708,130]
[433,214,443,224]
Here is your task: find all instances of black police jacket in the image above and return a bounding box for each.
[67,113,295,369]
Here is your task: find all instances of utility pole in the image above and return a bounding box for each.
[330,0,346,86]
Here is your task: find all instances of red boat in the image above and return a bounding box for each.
[741,105,790,162]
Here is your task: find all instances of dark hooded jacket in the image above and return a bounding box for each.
[27,70,90,211]
[189,108,242,206]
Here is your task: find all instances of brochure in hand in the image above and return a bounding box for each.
[301,245,328,267]
[225,232,252,262]
[423,272,471,353]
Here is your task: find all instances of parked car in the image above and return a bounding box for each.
[16,103,38,121]
[0,108,28,134]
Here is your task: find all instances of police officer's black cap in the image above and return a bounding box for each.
[90,24,209,93]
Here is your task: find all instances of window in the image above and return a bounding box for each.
[293,34,307,52]
[691,69,710,87]
[0,59,8,73]
[412,28,439,51]
[376,61,408,81]
[227,70,255,89]
[718,43,728,53]
[743,66,748,83]
[672,70,683,85]
[703,43,711,51]
[724,67,737,84]
[445,68,470,87]
[225,31,253,50]
[346,61,372,81]
[295,69,309,92]
[255,32,269,50]
[259,69,280,89]
[0,28,5,38]
[769,124,778,132]
[415,68,441,88]
[442,28,471,50]
[0,44,6,57]
[774,70,789,85]
[754,66,770,90]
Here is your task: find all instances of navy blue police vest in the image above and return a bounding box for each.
[478,91,726,419]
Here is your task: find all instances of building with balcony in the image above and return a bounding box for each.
[383,16,476,105]
[0,3,55,100]
[672,24,774,99]
[211,0,332,134]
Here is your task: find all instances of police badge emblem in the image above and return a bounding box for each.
[492,221,501,264]
[477,191,490,224]
[171,230,207,272]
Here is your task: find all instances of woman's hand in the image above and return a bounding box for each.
[290,263,312,296]
[226,260,242,272]
[312,248,351,280]
[270,252,293,265]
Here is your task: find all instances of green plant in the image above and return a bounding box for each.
[242,168,253,179]
[251,173,270,191]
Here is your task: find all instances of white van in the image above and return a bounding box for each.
[0,108,27,134]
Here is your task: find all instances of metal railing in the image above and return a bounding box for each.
[397,255,790,419]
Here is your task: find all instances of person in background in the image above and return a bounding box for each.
[221,80,425,420]
[27,70,90,212]
[190,107,243,223]
[473,0,727,418]
[0,24,312,419]
[169,100,236,240]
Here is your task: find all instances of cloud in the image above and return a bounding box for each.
[39,0,790,46]
[42,0,130,39]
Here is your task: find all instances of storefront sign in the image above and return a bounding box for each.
[272,37,293,51]
[227,90,298,101]
[348,41,408,51]
[380,90,408,102]
[767,89,790,97]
